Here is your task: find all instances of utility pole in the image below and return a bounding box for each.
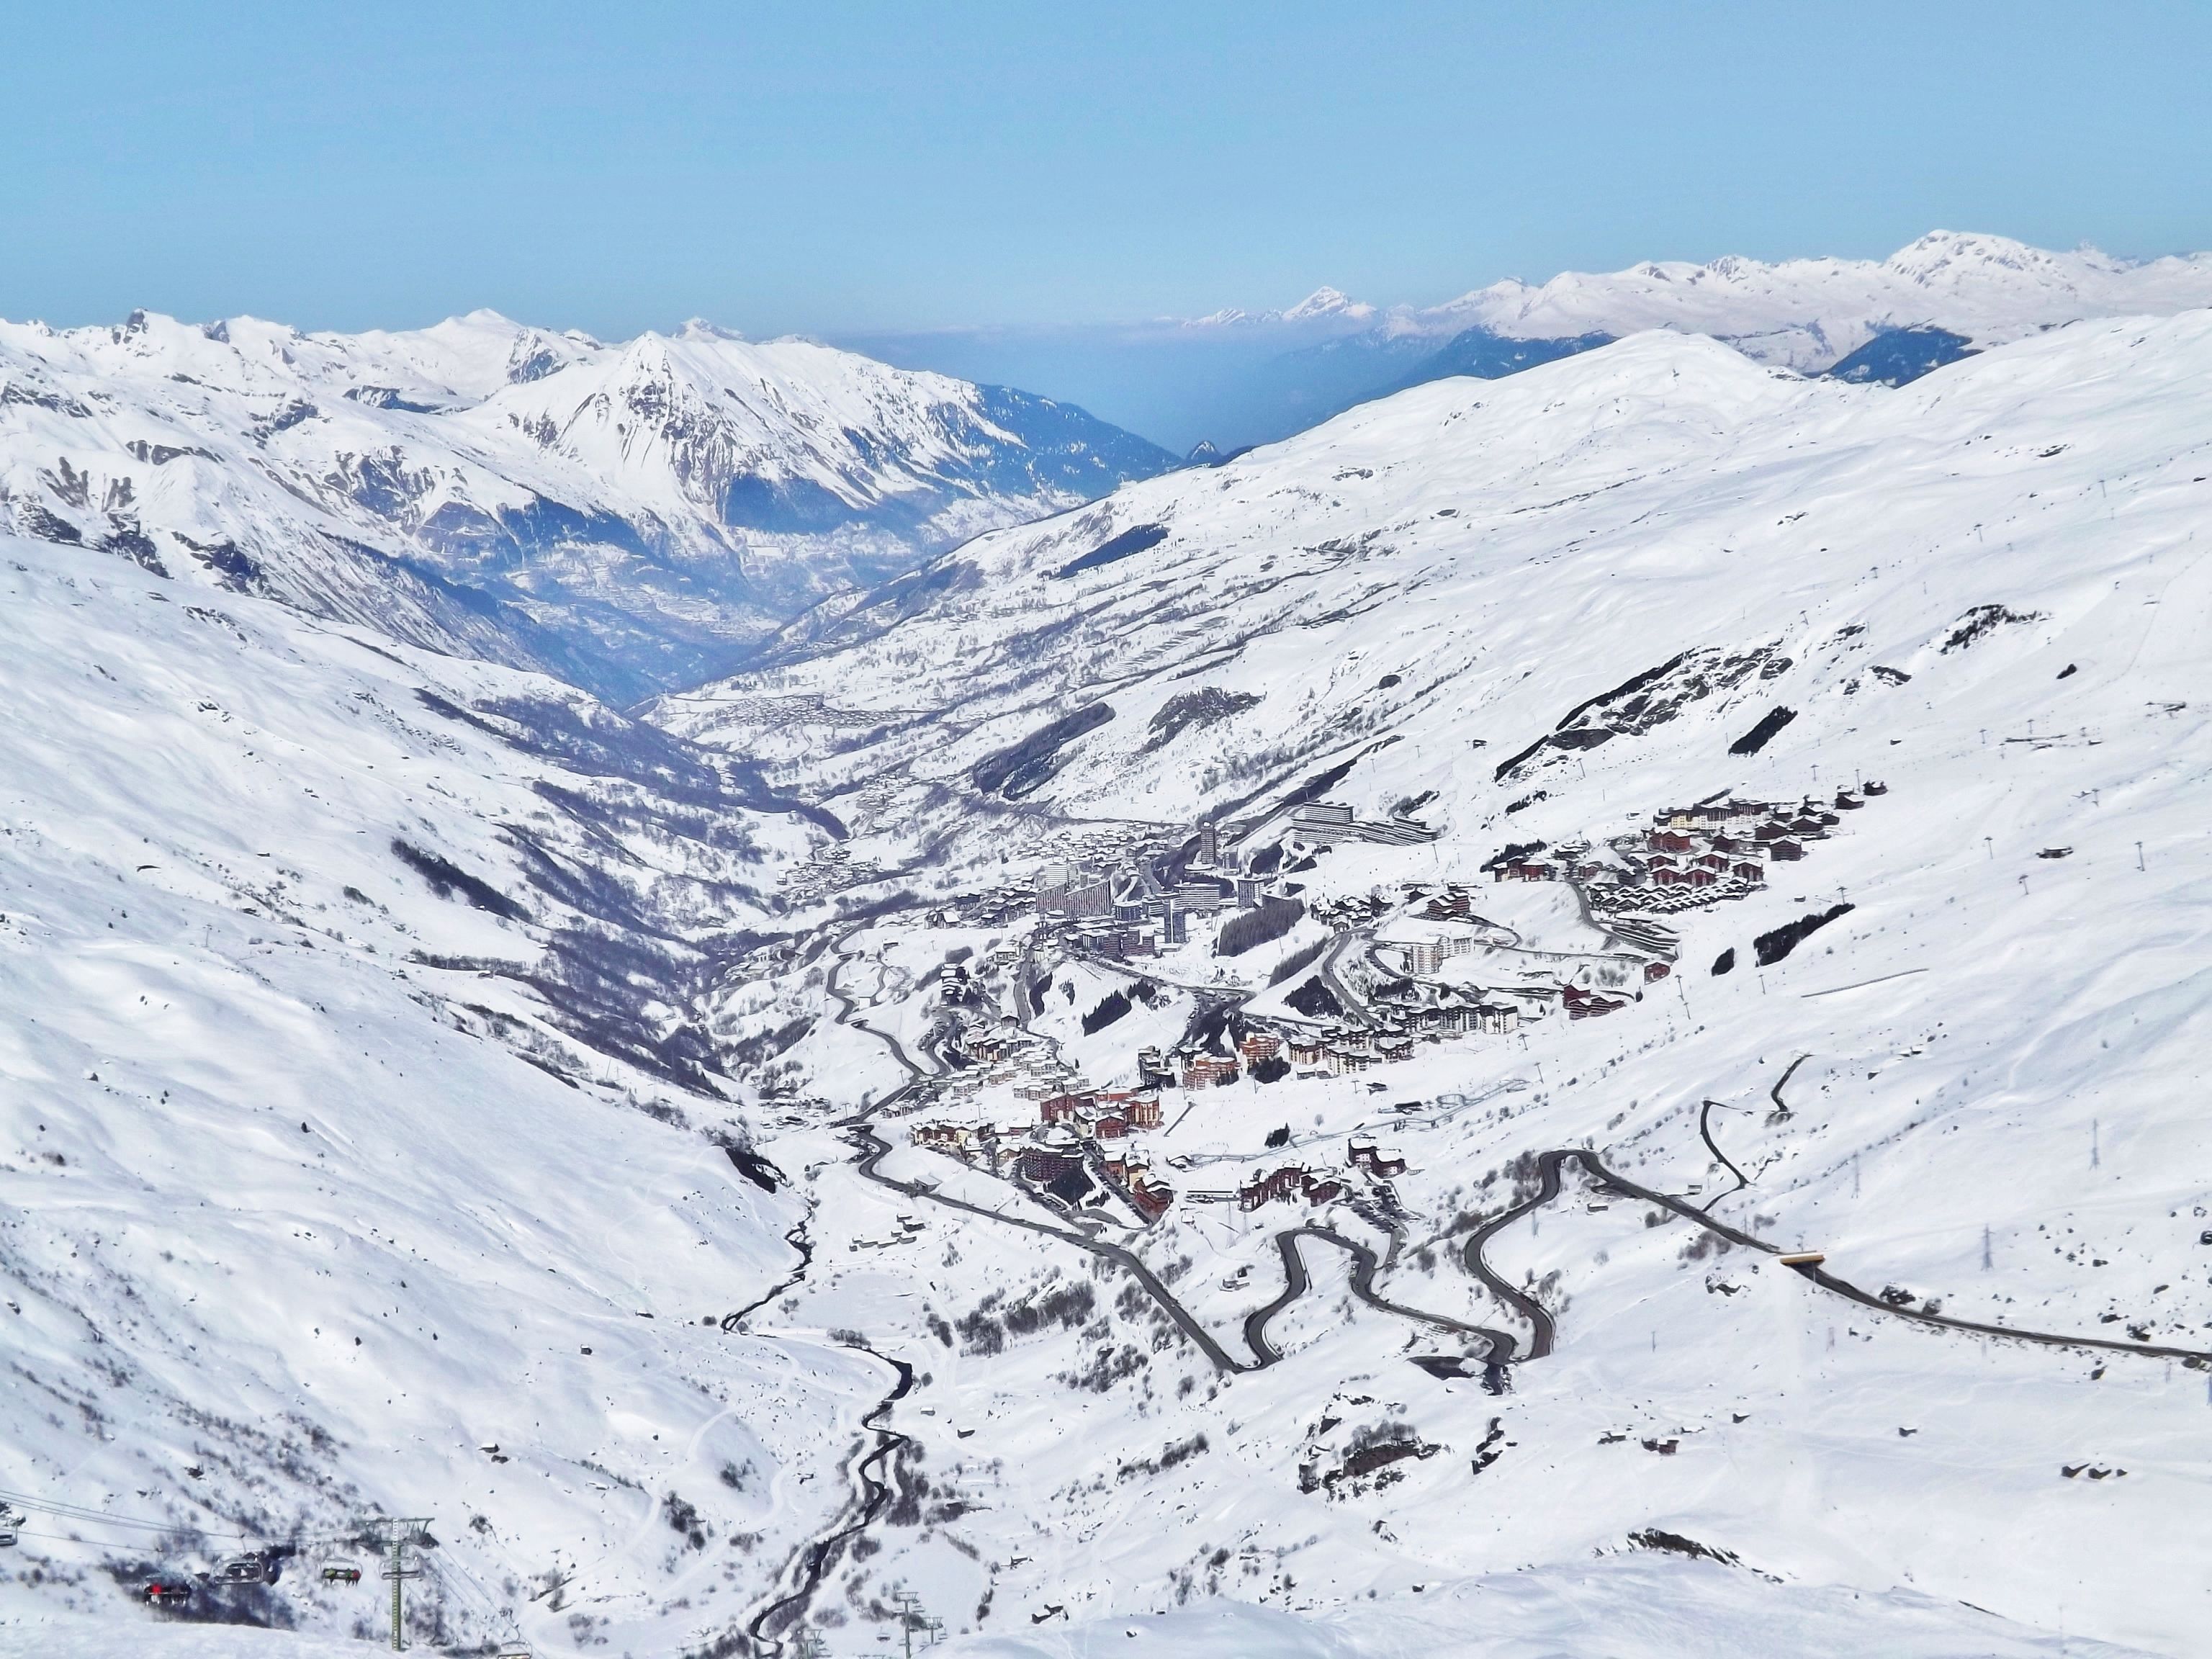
[367,1516,432,1652]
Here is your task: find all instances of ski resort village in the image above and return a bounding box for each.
[893,786,1881,1238]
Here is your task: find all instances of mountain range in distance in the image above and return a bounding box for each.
[841,230,2212,453]
[8,230,2211,714]
[0,309,1180,703]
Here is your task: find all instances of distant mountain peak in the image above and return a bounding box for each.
[1281,286,1373,322]
[1187,287,1377,330]
[676,317,748,343]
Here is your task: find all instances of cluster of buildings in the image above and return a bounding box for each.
[1231,1140,1408,1213]
[1144,989,1529,1089]
[1226,801,1438,853]
[912,1083,1174,1223]
[1344,790,1881,1025]
[1506,790,1880,919]
[952,800,1433,965]
[1139,1030,1285,1092]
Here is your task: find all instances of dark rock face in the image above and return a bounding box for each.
[1148,686,1261,748]
[1753,903,1855,966]
[971,703,1115,799]
[1730,706,1797,756]
[1496,645,1789,783]
[1825,326,1978,386]
[1056,523,1170,580]
[1393,325,1617,392]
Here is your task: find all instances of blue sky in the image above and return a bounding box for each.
[2,1,2208,337]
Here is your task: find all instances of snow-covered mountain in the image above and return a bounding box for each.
[644,315,2212,1655]
[848,232,2212,451]
[0,310,1178,701]
[8,305,2212,1659]
[1392,228,2212,380]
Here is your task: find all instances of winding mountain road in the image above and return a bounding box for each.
[1242,1225,1519,1368]
[825,945,1495,1375]
[1457,1147,2212,1367]
[734,915,2211,1659]
[829,932,2211,1426]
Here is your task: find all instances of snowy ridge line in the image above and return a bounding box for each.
[0,307,1179,701]
[1192,230,2212,370]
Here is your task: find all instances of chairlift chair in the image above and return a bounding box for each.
[215,1550,269,1584]
[322,1563,363,1584]
[0,1506,23,1547]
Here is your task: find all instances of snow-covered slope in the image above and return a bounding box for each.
[666,313,2212,831]
[0,534,917,1655]
[642,315,2212,1655]
[0,310,1177,701]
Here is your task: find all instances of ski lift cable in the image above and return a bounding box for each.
[419,1551,533,1647]
[0,1488,371,1551]
[0,1503,351,1550]
[0,1488,225,1537]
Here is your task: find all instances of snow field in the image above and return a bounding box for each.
[0,538,885,1654]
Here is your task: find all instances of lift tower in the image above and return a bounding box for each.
[364,1516,433,1652]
